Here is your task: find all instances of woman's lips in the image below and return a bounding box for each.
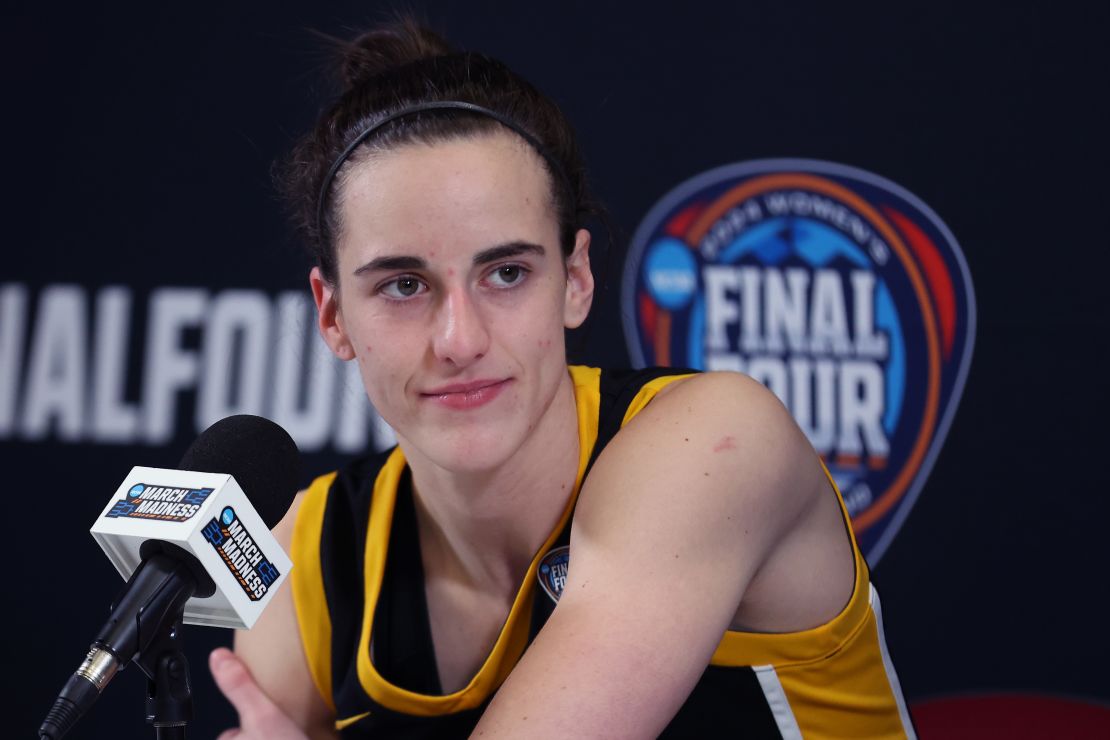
[421,378,511,410]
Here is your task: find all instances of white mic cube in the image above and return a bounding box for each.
[90,466,293,630]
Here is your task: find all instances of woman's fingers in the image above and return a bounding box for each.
[210,647,312,739]
[211,648,269,718]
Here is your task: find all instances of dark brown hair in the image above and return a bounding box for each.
[280,17,600,285]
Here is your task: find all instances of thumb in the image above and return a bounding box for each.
[210,647,278,724]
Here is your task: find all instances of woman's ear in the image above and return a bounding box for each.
[310,267,356,360]
[564,229,595,329]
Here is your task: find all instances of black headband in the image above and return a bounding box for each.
[315,100,573,242]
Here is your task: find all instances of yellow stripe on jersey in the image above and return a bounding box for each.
[773,587,910,738]
[569,365,602,471]
[619,370,696,427]
[291,471,339,712]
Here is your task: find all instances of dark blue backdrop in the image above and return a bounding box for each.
[4,2,1108,736]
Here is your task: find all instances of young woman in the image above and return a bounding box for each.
[210,19,915,739]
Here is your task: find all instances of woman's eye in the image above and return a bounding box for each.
[379,276,427,299]
[488,264,527,288]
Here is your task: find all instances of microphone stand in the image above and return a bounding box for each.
[117,551,199,739]
[135,614,193,740]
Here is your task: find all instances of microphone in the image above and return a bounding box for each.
[38,415,301,740]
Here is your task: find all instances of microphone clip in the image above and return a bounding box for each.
[140,615,194,739]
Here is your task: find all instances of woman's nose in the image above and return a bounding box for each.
[431,288,490,367]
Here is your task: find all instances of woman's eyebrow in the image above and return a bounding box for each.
[352,242,545,276]
[353,255,426,275]
[473,241,545,265]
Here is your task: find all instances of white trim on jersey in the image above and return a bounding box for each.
[753,664,803,740]
[871,585,918,739]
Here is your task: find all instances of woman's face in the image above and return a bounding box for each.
[312,132,593,473]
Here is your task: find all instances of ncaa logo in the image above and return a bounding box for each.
[622,159,975,564]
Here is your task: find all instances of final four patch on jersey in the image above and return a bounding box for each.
[537,546,570,603]
[622,159,976,564]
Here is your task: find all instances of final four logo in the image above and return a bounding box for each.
[622,160,975,563]
[538,546,570,603]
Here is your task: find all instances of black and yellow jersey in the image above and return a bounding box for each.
[291,366,916,738]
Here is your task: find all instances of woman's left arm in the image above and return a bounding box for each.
[472,372,829,738]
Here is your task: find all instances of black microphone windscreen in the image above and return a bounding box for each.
[178,415,302,529]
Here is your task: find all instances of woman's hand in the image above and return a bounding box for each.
[210,647,309,740]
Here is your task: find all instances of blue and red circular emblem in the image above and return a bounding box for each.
[622,160,975,563]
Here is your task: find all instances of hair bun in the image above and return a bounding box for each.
[339,18,455,89]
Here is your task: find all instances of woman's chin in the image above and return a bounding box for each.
[404,427,523,476]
